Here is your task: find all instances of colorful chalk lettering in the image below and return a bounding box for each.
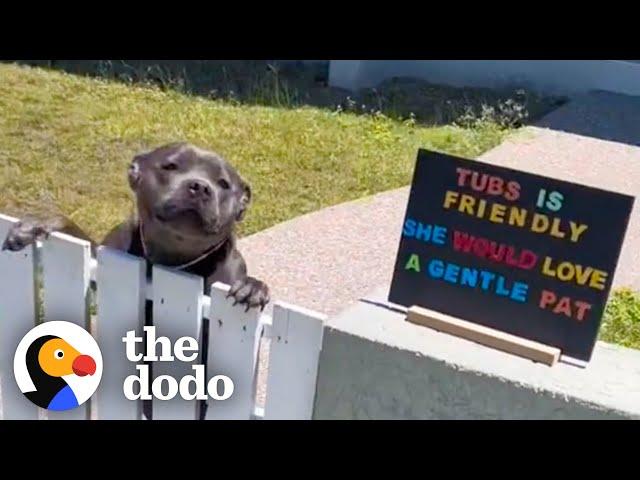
[403,219,447,245]
[451,230,538,270]
[539,290,593,321]
[536,189,565,212]
[442,191,589,242]
[455,167,521,201]
[405,253,421,272]
[390,149,634,362]
[425,258,529,303]
[541,257,608,291]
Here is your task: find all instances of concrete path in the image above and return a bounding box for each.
[241,92,640,319]
[536,90,640,146]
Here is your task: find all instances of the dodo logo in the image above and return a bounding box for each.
[13,321,103,411]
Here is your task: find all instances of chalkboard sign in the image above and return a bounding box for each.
[389,149,635,362]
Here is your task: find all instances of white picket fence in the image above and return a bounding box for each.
[0,214,326,420]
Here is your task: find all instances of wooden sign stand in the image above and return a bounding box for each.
[406,305,561,366]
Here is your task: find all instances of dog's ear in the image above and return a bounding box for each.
[128,154,145,191]
[236,180,252,221]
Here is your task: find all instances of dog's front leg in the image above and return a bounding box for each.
[2,215,91,251]
[208,249,271,312]
[227,276,271,312]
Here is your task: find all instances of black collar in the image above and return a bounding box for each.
[128,222,230,279]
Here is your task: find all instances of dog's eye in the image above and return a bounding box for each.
[162,162,178,171]
[218,179,230,190]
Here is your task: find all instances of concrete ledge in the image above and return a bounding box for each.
[313,286,640,419]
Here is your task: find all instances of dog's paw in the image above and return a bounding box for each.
[227,276,270,312]
[2,219,52,252]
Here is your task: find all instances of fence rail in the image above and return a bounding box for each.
[0,214,325,420]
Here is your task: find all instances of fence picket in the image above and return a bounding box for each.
[94,247,146,420]
[0,215,39,420]
[152,265,203,420]
[264,302,325,420]
[0,218,326,422]
[205,282,261,420]
[41,232,92,420]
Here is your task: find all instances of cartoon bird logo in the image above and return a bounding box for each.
[24,335,97,410]
[14,321,103,411]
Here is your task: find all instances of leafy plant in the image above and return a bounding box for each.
[600,289,640,350]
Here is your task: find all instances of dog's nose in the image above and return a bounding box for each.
[187,180,212,200]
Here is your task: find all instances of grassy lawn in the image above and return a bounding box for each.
[0,63,508,241]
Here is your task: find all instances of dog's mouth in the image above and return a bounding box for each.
[155,203,219,234]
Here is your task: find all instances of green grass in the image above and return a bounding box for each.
[600,289,640,350]
[0,63,509,241]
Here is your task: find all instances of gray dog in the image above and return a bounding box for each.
[2,142,270,311]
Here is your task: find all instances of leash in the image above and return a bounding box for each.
[138,221,227,271]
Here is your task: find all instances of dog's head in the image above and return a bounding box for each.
[128,143,251,238]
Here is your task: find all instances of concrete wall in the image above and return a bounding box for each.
[329,60,640,97]
[313,287,640,420]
